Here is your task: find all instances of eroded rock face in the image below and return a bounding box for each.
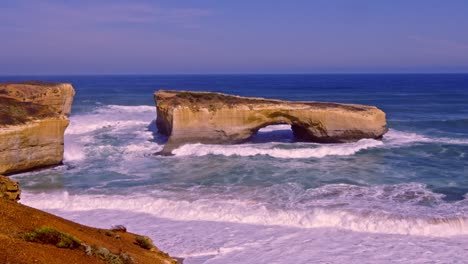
[0,81,75,174]
[155,90,388,154]
[0,175,21,201]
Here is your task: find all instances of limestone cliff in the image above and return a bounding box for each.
[0,81,75,174]
[155,90,388,155]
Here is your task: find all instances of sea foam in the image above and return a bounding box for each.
[384,129,468,146]
[172,139,383,158]
[171,128,468,158]
[63,105,161,162]
[66,105,154,135]
[20,182,468,237]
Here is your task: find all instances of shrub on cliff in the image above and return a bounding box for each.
[135,235,154,250]
[23,226,82,249]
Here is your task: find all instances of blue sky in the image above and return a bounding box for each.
[1,0,468,74]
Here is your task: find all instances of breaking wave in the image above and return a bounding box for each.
[66,105,154,135]
[63,105,160,162]
[383,129,468,146]
[172,139,383,158]
[20,182,468,237]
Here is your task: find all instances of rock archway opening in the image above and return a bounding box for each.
[248,124,295,143]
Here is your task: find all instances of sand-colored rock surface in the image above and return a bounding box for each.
[155,90,388,154]
[0,81,75,174]
[0,175,21,201]
[0,193,177,264]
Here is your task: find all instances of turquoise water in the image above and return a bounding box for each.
[3,74,468,263]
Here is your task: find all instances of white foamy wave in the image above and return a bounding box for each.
[66,105,154,135]
[123,143,163,156]
[257,124,291,132]
[63,105,159,162]
[63,137,86,161]
[172,129,466,158]
[173,138,383,158]
[67,120,149,135]
[384,129,468,146]
[20,190,468,237]
[96,105,155,113]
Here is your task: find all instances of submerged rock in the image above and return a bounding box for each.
[0,81,75,174]
[154,90,388,155]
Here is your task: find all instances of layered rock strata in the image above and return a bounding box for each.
[155,90,388,155]
[0,81,75,174]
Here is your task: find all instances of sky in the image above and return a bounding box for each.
[1,0,468,75]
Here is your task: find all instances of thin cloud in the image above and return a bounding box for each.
[0,1,212,31]
[68,3,212,26]
[408,35,468,56]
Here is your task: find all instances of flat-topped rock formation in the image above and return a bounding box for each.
[0,81,75,174]
[154,90,388,155]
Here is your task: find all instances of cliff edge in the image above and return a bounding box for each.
[154,90,388,155]
[0,81,75,174]
[0,175,177,264]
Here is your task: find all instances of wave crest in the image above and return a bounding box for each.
[173,139,383,158]
[20,192,468,237]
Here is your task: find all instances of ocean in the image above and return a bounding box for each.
[2,74,468,263]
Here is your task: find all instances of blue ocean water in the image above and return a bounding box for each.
[3,74,468,263]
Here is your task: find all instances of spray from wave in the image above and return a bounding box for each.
[66,105,155,135]
[63,105,162,162]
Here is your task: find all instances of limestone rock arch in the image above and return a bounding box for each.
[154,90,388,155]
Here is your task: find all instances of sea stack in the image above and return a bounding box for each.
[0,81,75,174]
[154,90,388,155]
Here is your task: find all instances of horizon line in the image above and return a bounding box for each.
[1,72,467,77]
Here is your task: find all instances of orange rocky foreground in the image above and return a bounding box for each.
[0,176,177,264]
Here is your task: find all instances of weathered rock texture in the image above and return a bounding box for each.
[155,90,388,154]
[0,175,21,201]
[0,81,75,174]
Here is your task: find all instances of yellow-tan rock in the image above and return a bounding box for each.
[154,90,388,155]
[0,81,75,174]
[0,175,21,201]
